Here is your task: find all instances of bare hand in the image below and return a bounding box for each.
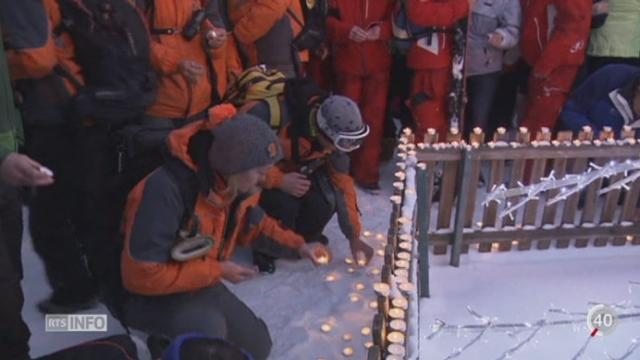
[206,28,228,49]
[0,153,54,187]
[366,25,381,41]
[221,261,258,284]
[298,243,333,266]
[179,60,206,85]
[349,238,374,266]
[280,172,311,197]
[488,32,504,48]
[349,26,368,43]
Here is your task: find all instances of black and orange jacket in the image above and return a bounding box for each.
[243,98,362,242]
[228,0,309,76]
[5,0,83,90]
[121,104,305,296]
[145,0,224,119]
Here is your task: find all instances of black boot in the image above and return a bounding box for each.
[253,251,276,274]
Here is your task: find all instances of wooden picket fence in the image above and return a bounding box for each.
[414,125,640,292]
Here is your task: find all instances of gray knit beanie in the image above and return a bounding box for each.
[208,114,283,176]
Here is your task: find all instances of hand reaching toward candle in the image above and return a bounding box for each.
[349,238,374,266]
[221,261,258,284]
[299,243,333,266]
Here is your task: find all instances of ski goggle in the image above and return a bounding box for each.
[316,108,370,153]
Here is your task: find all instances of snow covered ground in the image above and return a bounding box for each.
[23,157,640,359]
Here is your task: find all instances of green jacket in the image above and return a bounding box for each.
[588,0,640,58]
[0,30,23,164]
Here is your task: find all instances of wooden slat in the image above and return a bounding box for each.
[480,128,508,252]
[462,128,485,254]
[434,129,461,255]
[560,127,594,248]
[538,131,573,250]
[422,130,448,256]
[415,143,640,163]
[576,128,615,248]
[501,128,530,251]
[519,128,552,250]
[611,127,637,246]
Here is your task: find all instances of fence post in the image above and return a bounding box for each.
[416,164,432,298]
[451,149,473,267]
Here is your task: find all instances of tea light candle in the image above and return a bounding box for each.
[357,258,367,267]
[364,341,373,349]
[399,234,412,241]
[389,308,405,319]
[398,242,412,251]
[395,260,410,269]
[398,282,416,293]
[361,327,371,336]
[369,301,378,309]
[389,319,407,332]
[320,323,332,333]
[370,268,381,276]
[344,258,354,265]
[363,230,372,237]
[394,269,409,278]
[386,331,405,344]
[342,347,354,357]
[316,255,329,265]
[349,294,360,303]
[376,233,385,241]
[325,274,337,282]
[347,267,355,273]
[373,283,390,297]
[388,344,406,357]
[376,249,385,257]
[342,333,352,341]
[392,297,408,310]
[355,282,366,291]
[390,195,402,204]
[396,252,411,261]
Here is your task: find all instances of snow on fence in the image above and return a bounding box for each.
[414,125,640,298]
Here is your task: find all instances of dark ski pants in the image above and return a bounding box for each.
[253,182,336,259]
[0,183,30,359]
[123,284,272,360]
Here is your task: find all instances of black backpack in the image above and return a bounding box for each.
[56,0,157,126]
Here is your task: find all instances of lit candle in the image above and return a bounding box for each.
[325,274,337,282]
[361,327,371,336]
[376,249,385,257]
[389,308,405,319]
[316,255,329,265]
[376,233,385,241]
[320,323,332,333]
[363,230,372,238]
[369,301,378,309]
[388,344,406,357]
[389,319,407,332]
[370,268,381,276]
[398,282,416,293]
[347,267,355,273]
[395,260,410,269]
[394,269,408,278]
[342,333,352,341]
[399,234,412,241]
[399,242,412,251]
[349,294,360,303]
[386,331,405,344]
[364,341,373,349]
[344,258,354,265]
[342,347,354,357]
[393,181,404,190]
[390,195,402,204]
[396,252,411,261]
[392,297,408,310]
[373,283,391,297]
[355,282,366,291]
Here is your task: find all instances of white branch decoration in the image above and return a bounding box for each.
[483,160,640,220]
